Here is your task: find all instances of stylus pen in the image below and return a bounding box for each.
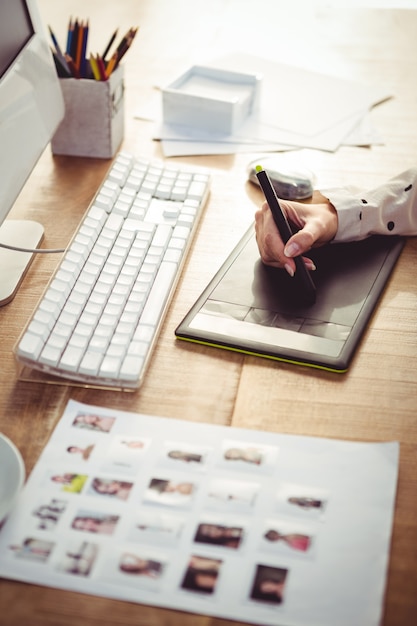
[255,165,316,304]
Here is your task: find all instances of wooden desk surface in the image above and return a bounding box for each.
[0,1,416,624]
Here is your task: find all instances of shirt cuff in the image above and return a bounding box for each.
[321,187,365,242]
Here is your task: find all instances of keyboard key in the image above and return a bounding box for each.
[140,261,178,327]
[16,332,44,360]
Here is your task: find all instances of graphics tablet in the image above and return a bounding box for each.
[175,226,404,372]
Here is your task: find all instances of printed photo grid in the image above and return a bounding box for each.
[0,400,399,626]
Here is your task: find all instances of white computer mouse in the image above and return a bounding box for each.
[247,155,315,200]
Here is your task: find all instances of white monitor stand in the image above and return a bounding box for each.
[0,220,44,306]
[0,0,64,306]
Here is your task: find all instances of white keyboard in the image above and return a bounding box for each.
[15,153,210,389]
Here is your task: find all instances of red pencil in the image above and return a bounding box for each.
[96,54,107,81]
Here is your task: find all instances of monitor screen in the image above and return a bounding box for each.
[0,0,33,78]
[0,0,64,304]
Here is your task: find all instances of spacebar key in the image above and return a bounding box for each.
[139,261,178,327]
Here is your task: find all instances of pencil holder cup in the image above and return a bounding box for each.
[51,65,124,158]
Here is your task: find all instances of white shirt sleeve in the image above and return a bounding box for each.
[321,168,417,243]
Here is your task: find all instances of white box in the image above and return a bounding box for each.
[51,65,124,158]
[162,65,261,134]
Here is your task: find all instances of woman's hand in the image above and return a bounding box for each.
[254,192,338,276]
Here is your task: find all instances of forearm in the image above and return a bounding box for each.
[321,168,417,242]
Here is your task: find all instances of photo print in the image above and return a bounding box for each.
[8,537,55,563]
[207,478,259,512]
[220,439,279,473]
[144,477,197,508]
[56,540,99,577]
[181,555,222,595]
[260,518,315,559]
[98,546,168,591]
[275,483,329,521]
[31,498,67,531]
[99,434,151,474]
[87,476,134,501]
[128,511,185,546]
[65,442,95,461]
[70,510,120,535]
[249,564,289,605]
[119,551,165,580]
[71,411,116,433]
[161,441,212,471]
[193,517,245,550]
[47,472,88,494]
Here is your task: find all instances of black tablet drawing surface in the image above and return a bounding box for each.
[175,226,404,372]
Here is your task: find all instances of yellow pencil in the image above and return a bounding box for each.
[89,53,101,80]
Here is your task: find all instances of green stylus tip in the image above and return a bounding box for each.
[255,164,263,173]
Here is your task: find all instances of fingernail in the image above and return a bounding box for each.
[284,242,300,258]
[304,260,316,271]
[284,263,295,277]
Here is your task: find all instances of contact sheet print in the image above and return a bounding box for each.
[0,400,398,626]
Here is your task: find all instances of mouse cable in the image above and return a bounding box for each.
[0,242,65,254]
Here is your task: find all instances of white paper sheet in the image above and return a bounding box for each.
[214,53,389,137]
[0,400,399,626]
[137,53,391,157]
[157,110,369,157]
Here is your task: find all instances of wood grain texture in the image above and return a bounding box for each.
[0,2,416,625]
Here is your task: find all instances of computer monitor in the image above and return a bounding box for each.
[0,0,64,305]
